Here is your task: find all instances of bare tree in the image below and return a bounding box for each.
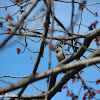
[0,0,100,100]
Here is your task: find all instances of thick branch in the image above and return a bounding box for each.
[0,56,100,94]
[48,27,100,93]
[17,0,51,97]
[0,32,85,40]
[60,27,100,65]
[48,48,100,99]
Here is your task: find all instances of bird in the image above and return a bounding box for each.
[49,45,65,91]
[56,45,65,62]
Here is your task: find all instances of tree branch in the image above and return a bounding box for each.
[48,27,100,94]
[17,0,51,97]
[0,32,85,40]
[0,0,39,48]
[0,56,100,94]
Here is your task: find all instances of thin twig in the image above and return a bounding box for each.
[78,84,82,98]
[12,37,39,53]
[0,75,29,78]
[31,83,45,92]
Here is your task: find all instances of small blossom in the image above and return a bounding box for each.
[97,90,100,94]
[6,14,13,21]
[41,91,45,94]
[33,15,35,18]
[66,90,70,96]
[90,92,95,98]
[63,85,68,89]
[70,90,74,96]
[41,18,43,22]
[20,10,25,14]
[89,87,93,90]
[96,79,100,84]
[41,8,45,12]
[30,56,32,59]
[5,7,7,10]
[63,40,67,44]
[17,16,19,20]
[83,96,86,100]
[16,48,21,54]
[80,70,84,74]
[72,79,75,84]
[95,20,98,24]
[79,0,86,10]
[65,53,69,56]
[88,25,93,30]
[84,92,88,96]
[95,11,98,16]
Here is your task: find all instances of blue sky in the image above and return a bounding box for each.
[0,0,100,100]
